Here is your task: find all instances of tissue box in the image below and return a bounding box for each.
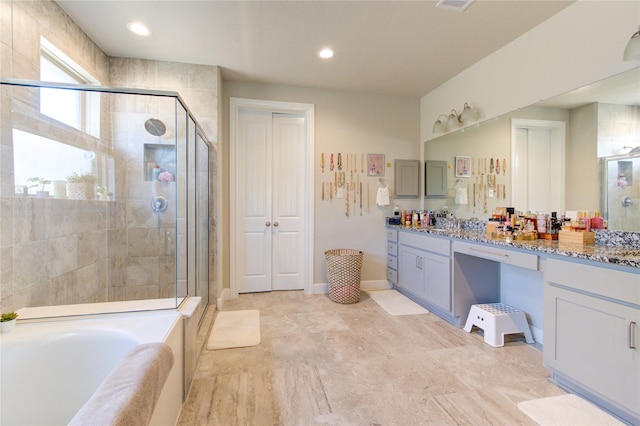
[558,230,594,245]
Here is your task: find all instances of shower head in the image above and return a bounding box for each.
[144,118,166,137]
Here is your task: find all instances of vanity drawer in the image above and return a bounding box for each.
[387,242,398,256]
[387,255,398,270]
[399,231,450,256]
[387,229,398,243]
[387,268,398,284]
[453,241,538,271]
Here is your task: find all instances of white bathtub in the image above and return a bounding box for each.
[0,310,184,426]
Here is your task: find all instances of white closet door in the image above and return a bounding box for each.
[235,111,306,293]
[236,110,272,293]
[272,114,305,290]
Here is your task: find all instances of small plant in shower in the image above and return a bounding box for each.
[1,311,18,333]
[66,171,97,183]
[1,312,18,322]
[66,171,97,200]
[96,185,113,201]
[27,177,51,198]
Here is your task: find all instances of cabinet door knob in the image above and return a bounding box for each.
[265,222,271,227]
[273,222,279,227]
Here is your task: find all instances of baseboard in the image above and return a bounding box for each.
[216,288,229,310]
[531,325,543,346]
[312,279,392,294]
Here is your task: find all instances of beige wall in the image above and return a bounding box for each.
[566,103,598,212]
[222,82,420,285]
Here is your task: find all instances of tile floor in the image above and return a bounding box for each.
[177,291,566,425]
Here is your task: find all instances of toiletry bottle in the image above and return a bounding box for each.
[591,212,603,229]
[584,212,591,232]
[537,214,547,234]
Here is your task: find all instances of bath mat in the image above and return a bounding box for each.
[517,394,624,425]
[206,310,261,350]
[367,290,429,316]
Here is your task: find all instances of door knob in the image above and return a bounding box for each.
[273,222,279,227]
[265,222,271,227]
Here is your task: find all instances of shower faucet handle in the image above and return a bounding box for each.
[150,196,168,213]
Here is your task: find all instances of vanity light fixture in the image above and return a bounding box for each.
[445,109,462,132]
[433,102,475,133]
[432,115,448,133]
[127,22,151,37]
[623,25,640,61]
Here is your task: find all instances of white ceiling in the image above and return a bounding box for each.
[56,0,575,99]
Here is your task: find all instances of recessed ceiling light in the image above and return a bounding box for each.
[435,0,474,11]
[318,48,334,59]
[127,22,150,37]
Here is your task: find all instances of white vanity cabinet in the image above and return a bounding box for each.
[544,258,640,424]
[397,231,451,313]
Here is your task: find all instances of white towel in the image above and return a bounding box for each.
[454,186,468,205]
[376,186,390,206]
[69,343,174,426]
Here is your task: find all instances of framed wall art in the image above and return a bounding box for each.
[367,153,385,176]
[455,156,471,178]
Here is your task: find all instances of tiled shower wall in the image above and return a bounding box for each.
[0,0,219,313]
[597,103,640,158]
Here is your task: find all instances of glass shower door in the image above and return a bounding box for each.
[604,155,640,231]
[196,129,209,311]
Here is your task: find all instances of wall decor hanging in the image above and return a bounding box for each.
[367,153,385,176]
[455,156,471,178]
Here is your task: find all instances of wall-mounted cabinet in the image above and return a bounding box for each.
[425,160,447,198]
[394,159,420,198]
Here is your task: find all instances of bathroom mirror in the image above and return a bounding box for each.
[425,66,640,232]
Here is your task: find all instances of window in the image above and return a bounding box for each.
[13,129,94,195]
[39,37,100,138]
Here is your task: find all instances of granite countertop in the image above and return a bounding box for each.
[389,225,640,269]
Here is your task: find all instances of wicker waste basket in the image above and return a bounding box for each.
[325,249,364,304]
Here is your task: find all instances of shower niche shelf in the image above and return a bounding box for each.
[144,143,176,181]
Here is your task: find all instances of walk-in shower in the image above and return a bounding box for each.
[603,153,640,231]
[0,79,214,322]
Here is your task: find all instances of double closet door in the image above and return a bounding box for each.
[234,110,306,293]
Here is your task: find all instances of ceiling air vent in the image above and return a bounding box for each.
[436,0,474,12]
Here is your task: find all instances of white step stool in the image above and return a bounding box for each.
[463,303,534,347]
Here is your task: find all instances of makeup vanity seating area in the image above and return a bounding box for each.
[385,223,640,424]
